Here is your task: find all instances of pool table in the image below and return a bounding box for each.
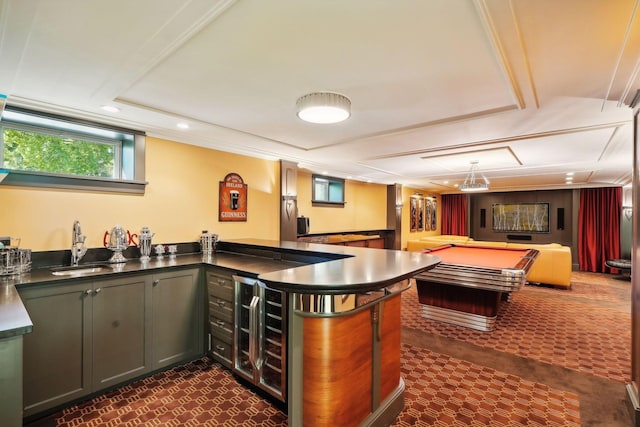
[413,244,539,331]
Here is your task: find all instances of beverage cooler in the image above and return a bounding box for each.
[232,275,287,402]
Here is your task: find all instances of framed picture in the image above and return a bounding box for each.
[430,198,437,230]
[492,202,549,233]
[410,197,418,232]
[219,173,248,222]
[425,198,433,231]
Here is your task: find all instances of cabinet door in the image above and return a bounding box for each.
[152,268,203,369]
[92,274,153,390]
[20,281,93,417]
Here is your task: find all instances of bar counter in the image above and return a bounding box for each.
[0,239,440,427]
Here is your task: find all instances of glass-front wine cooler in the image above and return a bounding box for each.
[233,275,287,402]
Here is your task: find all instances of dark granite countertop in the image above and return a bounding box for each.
[226,239,440,293]
[0,284,33,339]
[0,239,440,339]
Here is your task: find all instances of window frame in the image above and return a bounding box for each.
[312,174,345,207]
[0,106,147,194]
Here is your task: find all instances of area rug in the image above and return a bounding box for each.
[402,277,631,383]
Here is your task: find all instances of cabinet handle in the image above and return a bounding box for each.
[85,289,93,295]
[216,320,226,327]
[94,288,102,294]
[215,344,226,351]
[153,279,160,286]
[216,299,225,307]
[217,279,226,286]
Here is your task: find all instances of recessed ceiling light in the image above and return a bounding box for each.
[566,172,574,176]
[101,105,120,113]
[443,180,449,184]
[177,122,189,129]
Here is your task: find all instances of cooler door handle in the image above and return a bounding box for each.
[248,295,262,371]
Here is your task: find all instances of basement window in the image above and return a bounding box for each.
[0,107,146,193]
[312,174,345,206]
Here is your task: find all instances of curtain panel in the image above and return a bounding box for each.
[578,187,622,272]
[441,194,467,236]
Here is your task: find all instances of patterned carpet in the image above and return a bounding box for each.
[44,271,628,426]
[54,358,286,427]
[403,273,631,383]
[395,344,579,426]
[53,348,580,427]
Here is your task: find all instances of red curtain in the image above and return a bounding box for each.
[441,194,467,236]
[578,187,622,272]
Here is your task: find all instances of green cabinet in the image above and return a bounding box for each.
[92,274,153,391]
[151,268,203,370]
[21,280,94,418]
[20,267,203,418]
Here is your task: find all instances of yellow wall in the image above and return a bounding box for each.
[0,137,280,251]
[296,171,387,234]
[400,187,441,250]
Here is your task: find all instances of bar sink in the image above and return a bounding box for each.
[50,265,111,276]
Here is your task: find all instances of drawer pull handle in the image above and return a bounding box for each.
[216,320,226,327]
[217,299,225,307]
[215,344,226,351]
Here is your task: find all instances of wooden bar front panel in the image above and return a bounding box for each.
[303,308,372,427]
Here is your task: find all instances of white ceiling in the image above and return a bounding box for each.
[0,0,639,193]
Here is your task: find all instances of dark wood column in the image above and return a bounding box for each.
[386,184,402,250]
[280,160,298,242]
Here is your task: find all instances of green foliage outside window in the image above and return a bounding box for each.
[3,128,116,177]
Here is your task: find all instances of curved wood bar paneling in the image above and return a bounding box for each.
[303,308,373,427]
[290,289,407,427]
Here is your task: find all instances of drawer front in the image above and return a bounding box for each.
[209,300,233,323]
[208,282,233,301]
[207,276,233,300]
[211,337,232,368]
[207,270,234,288]
[210,318,233,341]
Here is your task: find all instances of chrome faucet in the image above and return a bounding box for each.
[71,220,87,266]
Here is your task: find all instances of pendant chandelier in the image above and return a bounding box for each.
[460,161,490,192]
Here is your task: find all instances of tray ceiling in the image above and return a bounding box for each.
[0,0,638,192]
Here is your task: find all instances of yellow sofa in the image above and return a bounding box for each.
[407,235,572,288]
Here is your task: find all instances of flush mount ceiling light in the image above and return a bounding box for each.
[296,92,351,124]
[460,161,490,192]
